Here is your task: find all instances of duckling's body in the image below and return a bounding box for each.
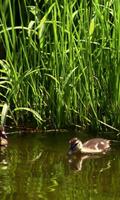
[81,138,110,153]
[68,137,110,155]
[0,126,8,146]
[0,137,8,146]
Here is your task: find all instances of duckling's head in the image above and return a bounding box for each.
[0,126,7,139]
[68,137,83,155]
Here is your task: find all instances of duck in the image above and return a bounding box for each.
[68,137,110,155]
[0,126,8,146]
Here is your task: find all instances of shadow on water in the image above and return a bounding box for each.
[0,131,120,200]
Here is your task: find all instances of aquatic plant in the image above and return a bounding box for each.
[0,103,9,127]
[0,0,120,131]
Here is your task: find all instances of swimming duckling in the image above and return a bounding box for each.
[68,137,110,155]
[0,126,8,146]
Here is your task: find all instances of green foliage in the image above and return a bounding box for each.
[0,103,9,126]
[0,0,120,131]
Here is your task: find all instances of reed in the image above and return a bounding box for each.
[0,0,120,131]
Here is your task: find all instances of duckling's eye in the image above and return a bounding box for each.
[71,143,78,150]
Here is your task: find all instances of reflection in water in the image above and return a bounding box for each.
[68,153,111,172]
[0,146,7,163]
[0,133,120,200]
[0,146,9,199]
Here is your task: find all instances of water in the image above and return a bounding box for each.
[0,132,120,200]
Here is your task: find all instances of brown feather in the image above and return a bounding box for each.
[83,138,110,150]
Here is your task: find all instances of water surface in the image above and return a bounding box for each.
[0,132,120,200]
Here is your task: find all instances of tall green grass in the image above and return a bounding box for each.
[0,0,120,132]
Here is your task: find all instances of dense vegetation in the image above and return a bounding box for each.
[0,0,120,132]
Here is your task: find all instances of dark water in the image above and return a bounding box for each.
[0,132,120,200]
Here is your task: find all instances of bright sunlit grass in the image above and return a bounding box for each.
[0,0,120,132]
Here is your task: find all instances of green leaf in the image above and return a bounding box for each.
[45,73,59,84]
[1,103,9,126]
[14,107,43,123]
[63,67,78,89]
[89,17,95,39]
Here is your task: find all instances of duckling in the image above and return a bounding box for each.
[68,137,110,155]
[0,126,8,146]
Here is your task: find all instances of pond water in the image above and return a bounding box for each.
[0,131,120,200]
